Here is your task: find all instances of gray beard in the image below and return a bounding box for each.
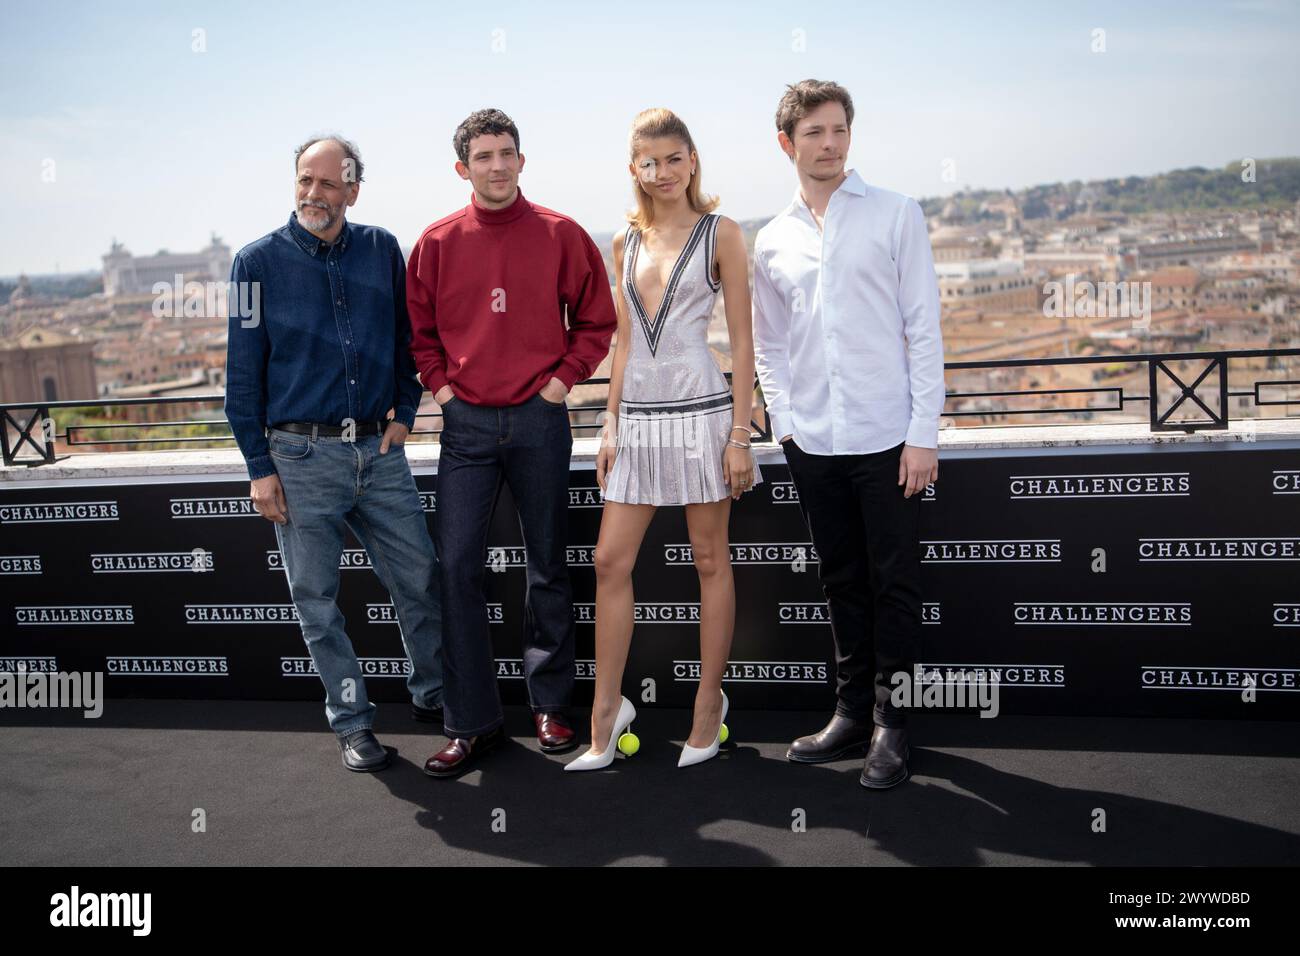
[299,205,337,231]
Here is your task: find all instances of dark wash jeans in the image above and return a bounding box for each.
[436,392,576,737]
[781,438,922,728]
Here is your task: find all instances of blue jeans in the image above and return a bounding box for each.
[436,393,575,737]
[269,427,443,736]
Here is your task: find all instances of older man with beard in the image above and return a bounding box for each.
[223,135,444,772]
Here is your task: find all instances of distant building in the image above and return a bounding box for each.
[1197,272,1266,310]
[1204,252,1297,285]
[1148,267,1203,311]
[101,234,232,297]
[930,234,989,263]
[935,259,1038,311]
[1128,232,1257,271]
[1023,251,1122,282]
[0,327,97,403]
[979,193,1022,233]
[8,274,34,305]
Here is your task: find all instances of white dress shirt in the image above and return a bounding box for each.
[752,169,945,454]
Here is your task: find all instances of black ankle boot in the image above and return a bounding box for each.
[787,713,875,763]
[859,724,909,789]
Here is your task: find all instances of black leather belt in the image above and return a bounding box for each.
[270,420,387,438]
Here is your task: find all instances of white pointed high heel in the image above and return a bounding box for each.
[678,689,729,767]
[564,696,638,772]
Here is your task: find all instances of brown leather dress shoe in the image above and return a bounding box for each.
[534,712,577,753]
[423,726,506,778]
[859,725,910,790]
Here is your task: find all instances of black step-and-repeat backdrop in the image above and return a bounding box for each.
[2,446,1297,719]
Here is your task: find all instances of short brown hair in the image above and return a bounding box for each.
[453,108,520,164]
[775,80,854,140]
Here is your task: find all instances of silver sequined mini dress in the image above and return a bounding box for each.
[604,213,762,505]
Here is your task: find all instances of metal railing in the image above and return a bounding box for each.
[1,373,771,467]
[943,348,1299,430]
[3,350,1298,467]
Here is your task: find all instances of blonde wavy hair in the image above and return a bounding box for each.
[626,108,719,232]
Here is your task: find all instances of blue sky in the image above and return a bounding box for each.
[1,0,1298,275]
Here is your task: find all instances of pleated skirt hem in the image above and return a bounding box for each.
[602,407,764,506]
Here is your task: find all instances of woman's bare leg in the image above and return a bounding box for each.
[684,496,734,747]
[589,500,657,754]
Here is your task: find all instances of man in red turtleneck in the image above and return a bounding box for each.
[408,108,617,779]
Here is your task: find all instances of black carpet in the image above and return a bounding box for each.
[2,701,1297,866]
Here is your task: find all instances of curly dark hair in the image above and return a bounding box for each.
[452,108,521,164]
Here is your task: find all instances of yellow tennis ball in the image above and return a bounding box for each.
[719,723,730,744]
[618,732,640,756]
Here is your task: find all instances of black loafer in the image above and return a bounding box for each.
[338,729,390,772]
[859,725,910,790]
[787,713,876,763]
[411,702,444,724]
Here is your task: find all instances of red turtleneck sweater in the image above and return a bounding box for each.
[406,188,617,406]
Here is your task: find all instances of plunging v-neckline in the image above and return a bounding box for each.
[626,214,710,355]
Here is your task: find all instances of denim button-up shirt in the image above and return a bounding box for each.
[224,212,423,479]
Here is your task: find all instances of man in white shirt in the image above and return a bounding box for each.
[752,79,945,790]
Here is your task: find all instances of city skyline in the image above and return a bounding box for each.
[3,0,1300,275]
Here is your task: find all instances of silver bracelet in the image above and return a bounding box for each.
[730,425,752,435]
[726,438,751,449]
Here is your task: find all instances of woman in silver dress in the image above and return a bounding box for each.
[566,108,761,772]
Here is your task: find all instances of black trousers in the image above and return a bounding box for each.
[782,438,922,728]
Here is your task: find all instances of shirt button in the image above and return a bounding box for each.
[350,379,356,384]
[336,299,343,306]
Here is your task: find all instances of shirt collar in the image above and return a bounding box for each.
[287,210,351,256]
[789,167,868,219]
[840,168,867,196]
